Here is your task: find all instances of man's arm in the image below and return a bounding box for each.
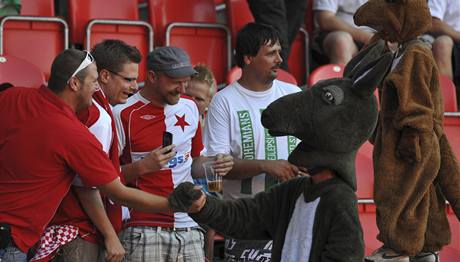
[430,17,460,44]
[121,144,176,183]
[98,179,171,213]
[314,10,373,44]
[225,159,299,182]
[74,187,125,262]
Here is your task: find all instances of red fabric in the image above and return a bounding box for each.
[116,94,203,228]
[119,100,175,227]
[52,90,124,243]
[92,90,125,234]
[0,86,118,252]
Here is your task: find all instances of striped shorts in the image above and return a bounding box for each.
[120,226,205,262]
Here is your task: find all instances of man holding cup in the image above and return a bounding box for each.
[203,22,302,261]
[113,46,233,262]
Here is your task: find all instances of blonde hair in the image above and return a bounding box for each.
[191,64,216,96]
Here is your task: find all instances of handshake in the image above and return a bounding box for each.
[168,182,207,213]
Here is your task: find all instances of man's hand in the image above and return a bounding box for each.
[213,154,234,176]
[104,234,125,262]
[263,160,299,182]
[168,182,206,213]
[188,190,206,213]
[139,145,176,173]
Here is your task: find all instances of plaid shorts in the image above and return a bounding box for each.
[120,226,205,262]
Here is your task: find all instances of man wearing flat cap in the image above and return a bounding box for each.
[113,46,234,261]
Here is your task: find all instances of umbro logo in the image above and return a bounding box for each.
[140,114,156,120]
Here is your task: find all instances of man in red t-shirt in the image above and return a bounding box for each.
[0,49,205,262]
[46,40,143,262]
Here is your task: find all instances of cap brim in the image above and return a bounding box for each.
[163,67,198,78]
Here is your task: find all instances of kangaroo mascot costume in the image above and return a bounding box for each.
[352,1,460,262]
[167,40,393,262]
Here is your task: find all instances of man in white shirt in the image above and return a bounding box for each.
[203,22,301,262]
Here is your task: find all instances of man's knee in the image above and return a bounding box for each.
[323,31,357,64]
[433,35,454,58]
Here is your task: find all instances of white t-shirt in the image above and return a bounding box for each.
[313,0,368,28]
[203,80,301,199]
[428,0,460,32]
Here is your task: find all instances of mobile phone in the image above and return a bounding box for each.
[162,131,173,152]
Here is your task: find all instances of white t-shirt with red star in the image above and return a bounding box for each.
[113,92,204,228]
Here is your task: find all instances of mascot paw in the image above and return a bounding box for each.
[396,128,421,163]
[168,182,203,213]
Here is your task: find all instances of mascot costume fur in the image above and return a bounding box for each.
[354,0,460,261]
[168,41,393,262]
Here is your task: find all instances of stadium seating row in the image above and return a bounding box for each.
[0,0,314,87]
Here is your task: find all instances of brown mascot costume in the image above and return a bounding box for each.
[355,1,460,262]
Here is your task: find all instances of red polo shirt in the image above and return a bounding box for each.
[0,86,118,252]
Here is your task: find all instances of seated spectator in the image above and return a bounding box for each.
[425,0,460,88]
[313,0,373,65]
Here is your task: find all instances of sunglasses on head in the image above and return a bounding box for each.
[68,51,94,82]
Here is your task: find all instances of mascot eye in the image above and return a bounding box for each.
[323,91,335,104]
[321,86,344,105]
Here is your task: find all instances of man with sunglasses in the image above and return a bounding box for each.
[43,40,141,262]
[0,49,203,262]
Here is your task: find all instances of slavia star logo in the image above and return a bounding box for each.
[174,114,190,131]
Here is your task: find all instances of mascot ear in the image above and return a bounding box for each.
[344,39,387,79]
[351,52,393,99]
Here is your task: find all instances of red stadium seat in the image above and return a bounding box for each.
[0,54,45,88]
[356,141,374,200]
[19,0,54,16]
[307,64,344,87]
[148,0,217,46]
[287,29,309,86]
[225,0,253,48]
[148,0,231,85]
[0,0,68,80]
[67,0,153,83]
[439,75,458,112]
[225,66,297,86]
[68,0,139,44]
